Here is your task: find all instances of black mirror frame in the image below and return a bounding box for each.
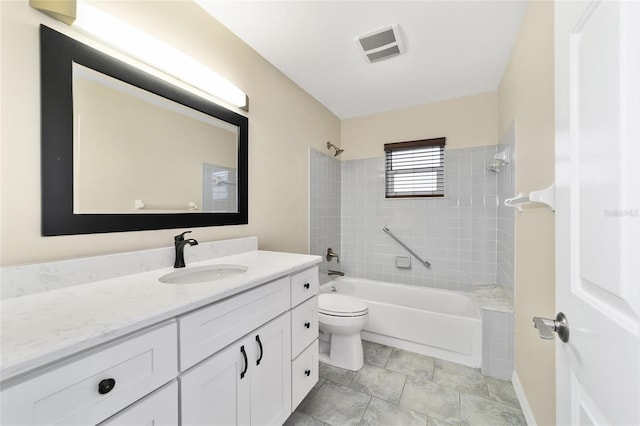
[40,25,248,236]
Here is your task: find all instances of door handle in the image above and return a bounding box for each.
[533,312,569,342]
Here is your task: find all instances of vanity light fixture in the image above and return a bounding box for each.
[30,0,248,111]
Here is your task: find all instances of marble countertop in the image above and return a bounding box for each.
[0,250,321,383]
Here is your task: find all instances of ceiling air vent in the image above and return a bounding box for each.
[356,25,403,64]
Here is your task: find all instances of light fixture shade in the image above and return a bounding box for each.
[31,0,248,110]
[29,0,76,25]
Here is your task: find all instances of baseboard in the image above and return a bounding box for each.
[512,370,537,426]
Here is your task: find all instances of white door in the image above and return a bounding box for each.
[555,1,640,425]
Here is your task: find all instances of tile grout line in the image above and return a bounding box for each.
[356,395,373,426]
[396,373,409,407]
[347,368,356,387]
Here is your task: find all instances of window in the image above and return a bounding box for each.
[384,137,446,198]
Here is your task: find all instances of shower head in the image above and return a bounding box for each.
[486,149,510,172]
[327,141,345,157]
[487,159,506,173]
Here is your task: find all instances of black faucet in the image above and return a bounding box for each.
[174,231,199,268]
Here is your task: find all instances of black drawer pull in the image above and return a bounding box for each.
[240,345,248,379]
[98,378,116,395]
[305,369,311,377]
[304,283,310,289]
[256,335,263,366]
[304,322,311,329]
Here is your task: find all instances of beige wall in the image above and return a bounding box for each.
[341,92,498,160]
[497,1,556,425]
[0,0,340,266]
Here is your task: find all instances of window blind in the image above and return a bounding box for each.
[384,137,446,198]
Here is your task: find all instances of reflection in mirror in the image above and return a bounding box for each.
[72,64,239,214]
[40,25,248,236]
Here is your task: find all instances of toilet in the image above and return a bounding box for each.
[318,293,369,371]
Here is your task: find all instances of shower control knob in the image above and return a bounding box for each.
[304,369,311,376]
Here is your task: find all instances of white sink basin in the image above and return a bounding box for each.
[159,264,248,284]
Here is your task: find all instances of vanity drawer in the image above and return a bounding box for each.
[291,296,318,358]
[291,266,319,307]
[99,381,178,426]
[291,339,319,409]
[179,277,290,370]
[0,322,177,426]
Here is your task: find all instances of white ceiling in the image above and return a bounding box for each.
[196,1,527,119]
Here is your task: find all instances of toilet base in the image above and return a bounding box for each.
[319,332,364,371]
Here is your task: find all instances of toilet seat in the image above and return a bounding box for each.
[319,293,368,317]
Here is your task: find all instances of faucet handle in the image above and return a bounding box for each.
[326,248,340,262]
[175,230,192,242]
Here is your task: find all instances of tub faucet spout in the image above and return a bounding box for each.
[174,231,199,268]
[328,270,345,277]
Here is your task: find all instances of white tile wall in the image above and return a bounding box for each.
[309,143,516,379]
[309,149,342,284]
[481,310,515,380]
[496,140,515,306]
[339,146,498,292]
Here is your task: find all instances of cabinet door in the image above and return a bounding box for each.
[99,381,178,426]
[250,313,292,426]
[180,339,251,426]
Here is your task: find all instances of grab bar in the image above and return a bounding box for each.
[382,227,431,269]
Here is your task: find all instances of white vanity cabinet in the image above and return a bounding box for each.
[178,267,319,424]
[180,313,291,426]
[0,261,320,426]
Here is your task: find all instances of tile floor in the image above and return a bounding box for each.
[285,341,526,426]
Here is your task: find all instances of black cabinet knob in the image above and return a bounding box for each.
[304,322,311,329]
[304,283,310,289]
[305,369,311,376]
[98,378,116,395]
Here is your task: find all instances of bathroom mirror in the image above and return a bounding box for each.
[40,25,248,235]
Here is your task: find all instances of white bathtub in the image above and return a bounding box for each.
[321,277,482,368]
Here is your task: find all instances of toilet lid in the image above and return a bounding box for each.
[319,293,368,316]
